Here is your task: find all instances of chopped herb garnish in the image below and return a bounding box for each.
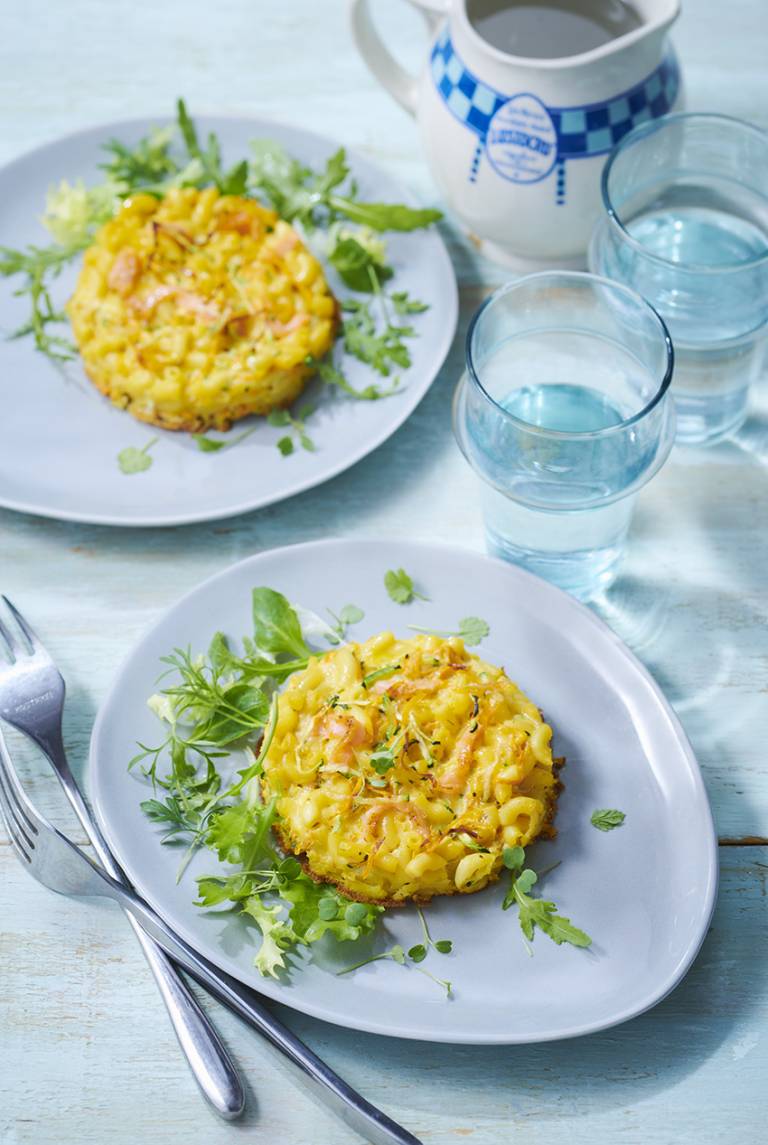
[384,568,428,605]
[117,437,158,475]
[362,663,400,688]
[590,808,626,832]
[267,405,315,455]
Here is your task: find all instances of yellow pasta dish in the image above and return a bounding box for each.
[67,187,338,431]
[261,632,560,905]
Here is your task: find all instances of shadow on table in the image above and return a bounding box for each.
[267,848,764,1130]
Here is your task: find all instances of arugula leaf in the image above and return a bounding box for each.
[252,587,310,661]
[502,851,592,950]
[249,140,441,233]
[1,241,85,361]
[117,438,157,475]
[590,808,626,832]
[329,199,443,233]
[176,99,248,195]
[342,297,416,377]
[384,567,427,604]
[389,290,429,315]
[311,355,399,401]
[408,616,490,647]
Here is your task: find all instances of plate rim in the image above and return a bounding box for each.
[89,538,719,1044]
[0,117,458,528]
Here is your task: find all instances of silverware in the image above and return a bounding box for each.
[0,728,422,1145]
[0,597,245,1120]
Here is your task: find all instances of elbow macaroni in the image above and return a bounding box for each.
[261,632,561,905]
[67,188,338,431]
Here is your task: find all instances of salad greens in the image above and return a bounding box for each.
[384,567,428,605]
[408,616,490,647]
[0,98,440,460]
[117,438,157,475]
[502,846,592,952]
[590,808,626,832]
[132,580,594,991]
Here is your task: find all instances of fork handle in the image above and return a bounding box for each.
[43,752,245,1120]
[100,876,422,1145]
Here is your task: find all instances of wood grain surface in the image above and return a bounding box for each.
[1,1,766,1142]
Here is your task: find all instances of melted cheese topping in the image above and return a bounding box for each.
[261,633,559,903]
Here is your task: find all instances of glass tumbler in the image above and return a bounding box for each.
[453,272,675,601]
[589,113,768,445]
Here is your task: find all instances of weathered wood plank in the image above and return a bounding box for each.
[1,845,765,1144]
[1,1,767,1142]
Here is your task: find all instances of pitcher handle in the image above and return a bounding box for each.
[350,0,449,116]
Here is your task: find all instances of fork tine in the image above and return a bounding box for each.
[0,731,39,841]
[0,742,34,862]
[1,596,40,655]
[0,612,21,662]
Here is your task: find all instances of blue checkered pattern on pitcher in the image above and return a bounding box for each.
[431,28,680,168]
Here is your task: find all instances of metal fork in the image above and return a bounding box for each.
[0,597,245,1120]
[0,727,422,1145]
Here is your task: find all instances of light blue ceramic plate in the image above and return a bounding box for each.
[0,119,457,526]
[90,539,718,1044]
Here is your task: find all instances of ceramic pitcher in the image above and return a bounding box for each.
[350,0,683,266]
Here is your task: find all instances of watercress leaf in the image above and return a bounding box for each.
[339,604,365,626]
[344,902,369,927]
[590,808,626,832]
[457,616,490,645]
[117,444,154,474]
[515,868,538,894]
[390,944,406,964]
[252,587,310,660]
[384,567,418,604]
[277,436,294,456]
[408,944,427,963]
[434,940,453,954]
[318,897,340,921]
[502,844,526,871]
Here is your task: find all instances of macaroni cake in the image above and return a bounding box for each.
[67,187,338,431]
[261,632,560,905]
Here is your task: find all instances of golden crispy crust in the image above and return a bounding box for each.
[68,188,338,432]
[82,360,313,432]
[270,757,564,908]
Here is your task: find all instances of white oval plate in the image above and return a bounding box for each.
[90,539,718,1044]
[0,119,457,526]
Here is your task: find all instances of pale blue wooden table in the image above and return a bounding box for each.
[1,2,766,1142]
